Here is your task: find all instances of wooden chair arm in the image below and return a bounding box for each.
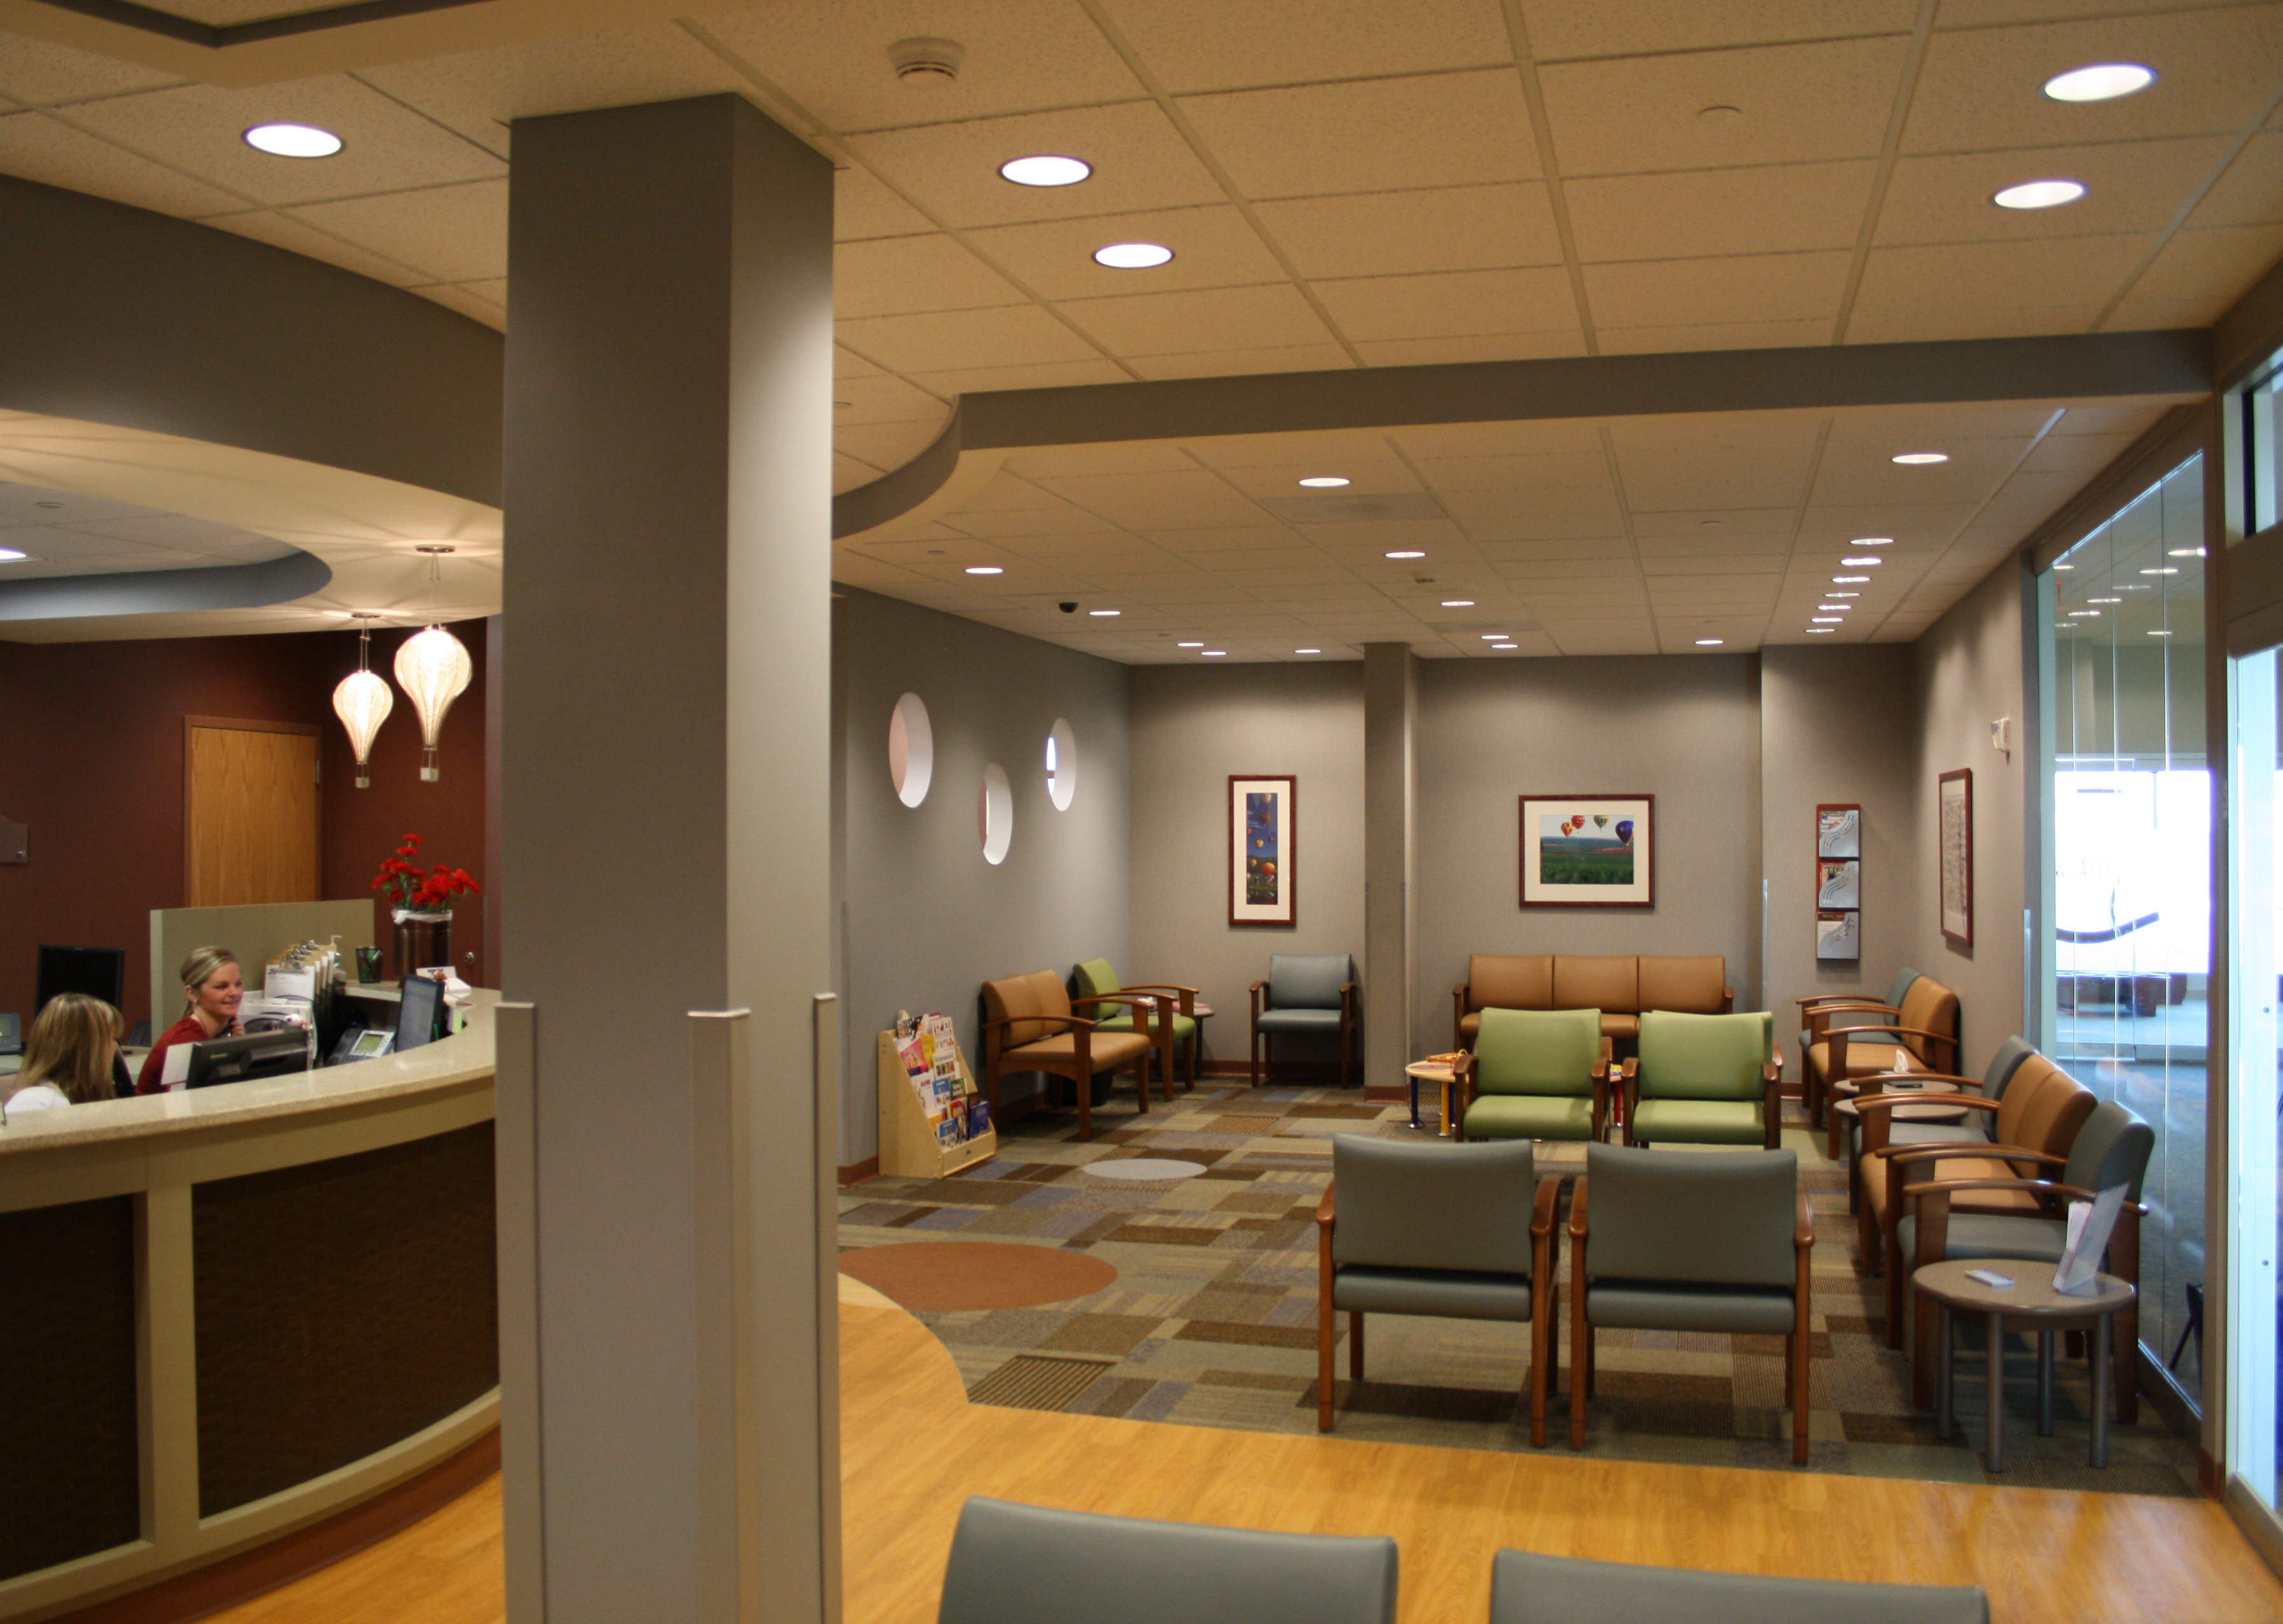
[1876,1141,2060,1169]
[1598,1035,1614,1066]
[1249,980,1267,993]
[1316,1183,1336,1227]
[1843,1070,1987,1093]
[1906,1176,2099,1203]
[1532,1174,1560,1238]
[1798,993,1878,1008]
[1762,1058,1783,1082]
[1854,1094,2000,1123]
[1822,1023,1951,1042]
[1618,1057,1638,1080]
[1119,983,1197,997]
[1796,1187,1815,1249]
[1814,1000,1902,1017]
[1567,1175,1589,1239]
[981,1013,1096,1034]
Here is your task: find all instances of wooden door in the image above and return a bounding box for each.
[185,719,321,907]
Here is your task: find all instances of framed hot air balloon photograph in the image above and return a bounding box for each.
[1229,774,1297,927]
[1518,794,1654,908]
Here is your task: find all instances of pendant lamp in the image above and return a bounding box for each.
[394,546,474,783]
[332,613,393,788]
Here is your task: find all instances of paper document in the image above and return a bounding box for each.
[161,1042,193,1091]
[2053,1184,2128,1296]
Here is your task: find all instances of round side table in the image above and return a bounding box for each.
[1403,1060,1458,1137]
[1912,1256,2135,1472]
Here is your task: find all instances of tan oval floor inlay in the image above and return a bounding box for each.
[838,1240,1117,1313]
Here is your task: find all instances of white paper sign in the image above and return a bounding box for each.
[2053,1184,2127,1296]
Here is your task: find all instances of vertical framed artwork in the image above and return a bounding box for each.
[1519,795,1653,907]
[1229,774,1297,927]
[1938,768,1973,948]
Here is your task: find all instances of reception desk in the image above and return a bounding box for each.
[0,993,500,1621]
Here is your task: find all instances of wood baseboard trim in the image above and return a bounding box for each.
[837,1155,879,1187]
[1362,1084,1409,1103]
[52,1430,500,1624]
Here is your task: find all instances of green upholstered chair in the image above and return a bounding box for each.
[1458,1007,1610,1144]
[1568,1142,1813,1461]
[1490,1550,1987,1624]
[1072,958,1199,1094]
[1621,1011,1780,1150]
[1250,953,1357,1088]
[939,1497,1399,1624]
[1316,1134,1560,1444]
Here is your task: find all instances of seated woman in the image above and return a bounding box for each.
[3,992,126,1112]
[136,945,244,1095]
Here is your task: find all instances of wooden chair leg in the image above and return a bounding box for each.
[1251,1025,1261,1089]
[1076,1068,1093,1142]
[1262,1033,1272,1088]
[1341,1019,1351,1089]
[1349,1311,1365,1382]
[1793,1299,1812,1465]
[1911,1284,1940,1409]
[1529,1278,1554,1448]
[1570,1308,1591,1449]
[1318,1257,1335,1432]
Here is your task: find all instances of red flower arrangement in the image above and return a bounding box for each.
[373,833,482,915]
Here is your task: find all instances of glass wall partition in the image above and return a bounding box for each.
[2228,647,2280,1512]
[2043,452,2209,1406]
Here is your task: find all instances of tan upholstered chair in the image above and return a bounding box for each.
[980,970,1156,1142]
[1452,953,1731,1049]
[1803,972,1960,1140]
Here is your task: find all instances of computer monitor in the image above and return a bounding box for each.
[36,944,125,1014]
[186,1028,314,1089]
[396,974,444,1053]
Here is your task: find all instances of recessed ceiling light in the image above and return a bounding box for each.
[1834,575,1871,584]
[1892,452,1949,465]
[2149,629,2174,637]
[2140,567,2179,575]
[1817,604,1848,612]
[1806,627,1836,634]
[1094,241,1173,269]
[1851,536,1894,547]
[2120,584,2151,591]
[1298,476,1350,488]
[963,565,1003,575]
[1385,550,1427,560]
[2089,596,2122,604]
[1695,638,1724,646]
[2069,610,2101,617]
[1088,608,1121,616]
[1492,643,1518,651]
[1177,641,1204,647]
[1441,599,1475,608]
[0,547,25,561]
[2043,63,2156,103]
[1994,179,2086,210]
[1295,648,1321,654]
[999,154,1091,186]
[1202,650,1225,657]
[1840,556,1885,566]
[1812,616,1843,624]
[2053,564,2074,571]
[2168,547,2205,557]
[1479,633,1507,641]
[244,122,343,158]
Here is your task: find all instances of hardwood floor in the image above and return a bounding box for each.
[209,1277,2283,1624]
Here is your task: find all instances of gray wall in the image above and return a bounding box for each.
[835,588,1129,1163]
[1914,559,2032,1074]
[1128,662,1367,1067]
[1760,645,1922,1040]
[1412,656,1764,1058]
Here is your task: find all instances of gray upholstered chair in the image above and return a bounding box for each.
[1488,1550,1988,1624]
[937,1496,1399,1624]
[1458,1006,1610,1143]
[1568,1142,1813,1462]
[1250,953,1357,1088]
[1897,1098,2156,1418]
[1316,1135,1560,1445]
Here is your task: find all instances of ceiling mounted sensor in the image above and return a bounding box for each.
[888,37,963,86]
[332,613,393,789]
[1993,179,2086,209]
[244,122,342,157]
[2043,63,2155,102]
[1094,242,1173,269]
[999,154,1089,186]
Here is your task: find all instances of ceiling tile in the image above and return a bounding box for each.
[1148,524,1307,552]
[1597,318,1834,353]
[845,102,1222,229]
[411,283,506,330]
[1351,330,1588,365]
[835,232,1026,317]
[286,179,509,283]
[832,372,950,425]
[1850,232,2152,315]
[1537,36,1908,176]
[1024,468,1271,528]
[1902,10,2283,154]
[199,207,428,286]
[836,165,937,240]
[1058,281,1336,355]
[962,203,1288,298]
[2123,220,2283,307]
[1414,451,1612,494]
[1583,250,1852,327]
[938,501,1118,538]
[695,0,1145,130]
[1313,265,1577,340]
[834,419,944,470]
[834,452,883,493]
[2101,293,2232,329]
[2193,130,2283,228]
[1176,71,1540,199]
[58,79,505,206]
[1254,183,1562,278]
[1570,160,1875,263]
[1207,454,1422,494]
[0,109,246,216]
[1096,0,1511,92]
[1875,137,2234,245]
[1520,0,1915,60]
[1005,444,1197,477]
[905,356,1135,394]
[0,31,186,104]
[1129,344,1353,379]
[838,304,1107,372]
[1844,304,2104,342]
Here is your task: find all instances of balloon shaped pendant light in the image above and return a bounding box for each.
[332,613,393,787]
[394,546,474,783]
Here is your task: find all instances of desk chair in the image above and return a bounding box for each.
[1250,953,1357,1088]
[1490,1550,1987,1624]
[938,1496,1399,1624]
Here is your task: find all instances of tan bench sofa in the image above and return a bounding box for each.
[1452,954,1733,1048]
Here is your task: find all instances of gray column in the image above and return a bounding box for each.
[501,95,835,1624]
[1363,643,1419,1088]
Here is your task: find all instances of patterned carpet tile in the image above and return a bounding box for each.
[841,1082,2199,1496]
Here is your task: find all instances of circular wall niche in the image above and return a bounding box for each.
[888,692,933,808]
[1046,718,1077,811]
[979,763,1014,865]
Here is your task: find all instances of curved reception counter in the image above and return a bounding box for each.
[0,995,500,1622]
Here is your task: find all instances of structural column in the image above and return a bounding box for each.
[1363,643,1420,1091]
[499,95,835,1624]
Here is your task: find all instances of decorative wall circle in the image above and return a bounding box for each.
[888,692,933,808]
[979,762,1013,864]
[1046,718,1077,811]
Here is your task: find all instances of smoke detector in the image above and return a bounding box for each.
[889,38,963,85]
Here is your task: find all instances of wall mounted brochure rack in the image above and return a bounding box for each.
[1816,803,1861,962]
[877,1012,997,1179]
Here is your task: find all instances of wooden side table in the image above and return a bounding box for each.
[1403,1060,1458,1137]
[1913,1257,2135,1471]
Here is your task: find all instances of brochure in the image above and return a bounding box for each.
[2053,1184,2128,1296]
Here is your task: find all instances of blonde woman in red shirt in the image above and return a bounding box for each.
[136,945,243,1095]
